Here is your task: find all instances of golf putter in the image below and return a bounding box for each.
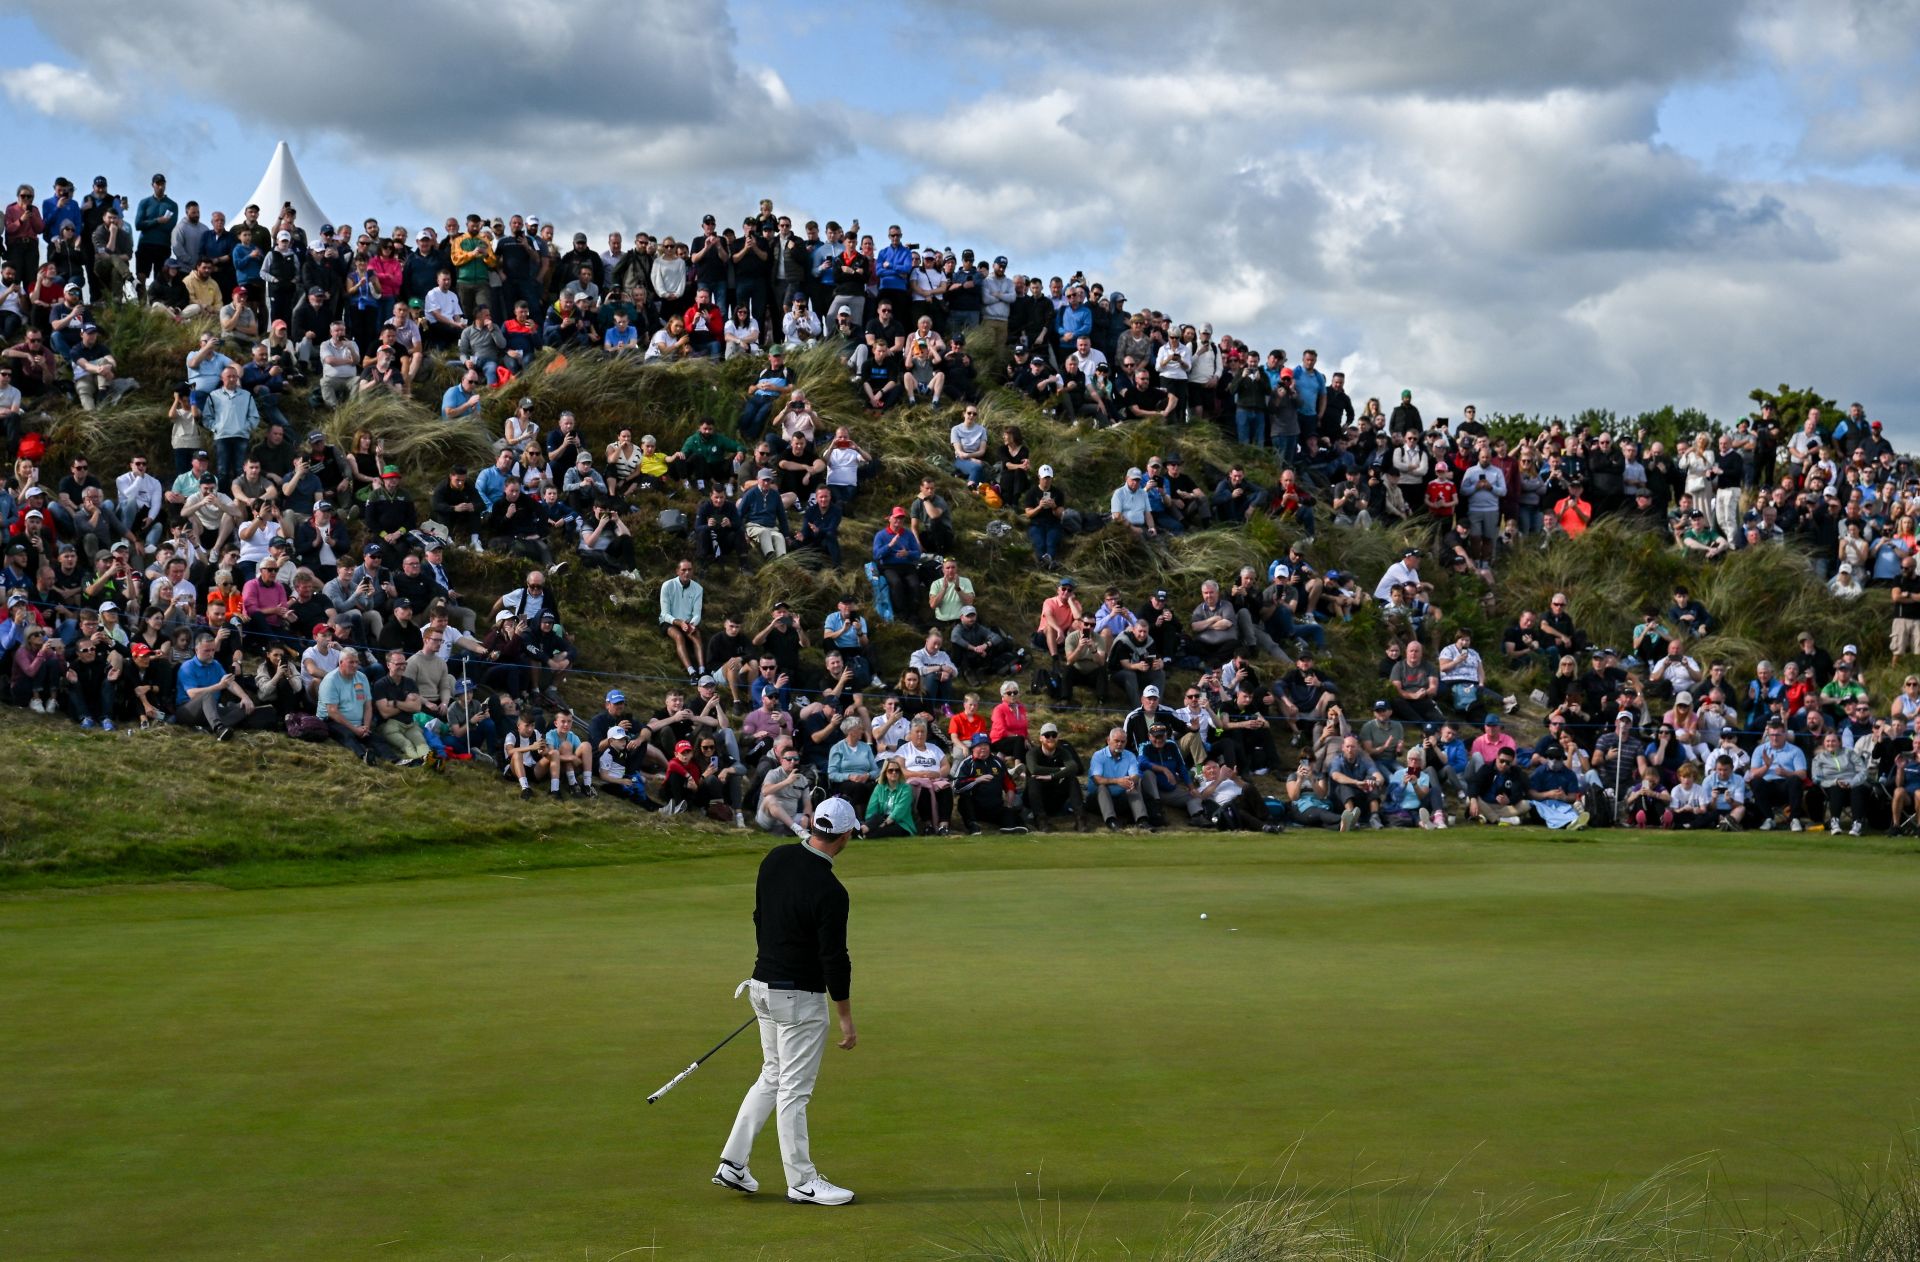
[648,986,759,1104]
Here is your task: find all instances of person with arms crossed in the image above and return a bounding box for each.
[716,796,861,1208]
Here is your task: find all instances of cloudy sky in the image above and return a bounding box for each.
[3,0,1917,437]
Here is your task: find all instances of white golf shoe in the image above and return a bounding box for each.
[787,1175,855,1206]
[712,1159,758,1193]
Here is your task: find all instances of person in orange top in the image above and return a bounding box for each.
[946,691,988,747]
[1036,576,1082,661]
[1553,480,1593,537]
[205,569,245,622]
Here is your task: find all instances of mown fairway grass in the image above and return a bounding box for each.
[4,831,1919,1261]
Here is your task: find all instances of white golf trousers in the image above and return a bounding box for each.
[721,979,829,1188]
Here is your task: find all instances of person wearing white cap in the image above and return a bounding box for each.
[1109,465,1157,540]
[1828,562,1864,601]
[1024,464,1067,567]
[716,795,860,1208]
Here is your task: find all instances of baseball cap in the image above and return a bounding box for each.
[130,643,152,658]
[889,505,908,518]
[381,464,401,478]
[392,598,413,611]
[493,609,516,624]
[362,541,382,555]
[306,430,327,443]
[1844,643,1859,654]
[606,726,629,741]
[1142,684,1160,698]
[756,467,774,481]
[81,323,98,334]
[24,509,41,521]
[1039,722,1059,736]
[1037,464,1054,478]
[674,739,693,755]
[98,600,118,612]
[1058,577,1076,588]
[1153,589,1169,600]
[1125,466,1144,479]
[697,673,717,687]
[960,605,977,616]
[970,733,990,745]
[811,796,859,837]
[198,473,216,485]
[1483,714,1503,725]
[5,592,25,606]
[312,622,332,637]
[1372,699,1391,711]
[1675,691,1693,705]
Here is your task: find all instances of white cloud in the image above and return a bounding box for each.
[0,61,125,129]
[875,63,1920,435]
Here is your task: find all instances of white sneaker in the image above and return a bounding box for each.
[1434,812,1448,830]
[791,817,810,838]
[27,698,44,714]
[469,533,484,552]
[1789,818,1804,832]
[1418,807,1433,829]
[713,1159,758,1193]
[1339,805,1358,833]
[786,1176,855,1206]
[1760,817,1775,831]
[1850,821,1864,836]
[1367,816,1383,830]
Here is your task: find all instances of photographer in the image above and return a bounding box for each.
[576,498,636,574]
[253,642,306,714]
[61,626,116,728]
[1106,619,1167,708]
[752,599,808,679]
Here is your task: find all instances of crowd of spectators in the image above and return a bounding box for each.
[5,170,1917,836]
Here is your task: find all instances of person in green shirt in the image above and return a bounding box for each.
[1819,661,1869,706]
[863,759,916,837]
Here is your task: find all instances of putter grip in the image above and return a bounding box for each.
[647,1061,701,1103]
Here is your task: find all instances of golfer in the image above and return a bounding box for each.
[714,796,859,1206]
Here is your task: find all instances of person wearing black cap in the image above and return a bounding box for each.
[716,796,860,1208]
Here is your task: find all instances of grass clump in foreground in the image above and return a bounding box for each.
[944,1144,1920,1262]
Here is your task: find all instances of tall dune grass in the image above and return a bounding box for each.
[938,1137,1920,1262]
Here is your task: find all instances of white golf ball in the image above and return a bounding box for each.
[1199,913,1208,920]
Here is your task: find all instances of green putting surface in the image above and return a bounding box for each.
[3,831,1918,1260]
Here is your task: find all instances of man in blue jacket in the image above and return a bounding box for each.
[870,505,923,620]
[739,468,794,559]
[874,225,912,305]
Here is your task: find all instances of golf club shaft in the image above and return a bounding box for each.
[647,1015,756,1103]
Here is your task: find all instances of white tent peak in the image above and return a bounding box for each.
[242,141,332,232]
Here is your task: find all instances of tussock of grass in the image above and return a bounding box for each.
[320,389,495,470]
[942,1140,1920,1261]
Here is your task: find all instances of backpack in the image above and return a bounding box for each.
[657,508,688,536]
[285,712,329,742]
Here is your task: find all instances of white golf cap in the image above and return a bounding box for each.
[811,797,859,836]
[1038,464,1054,478]
[1142,684,1160,698]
